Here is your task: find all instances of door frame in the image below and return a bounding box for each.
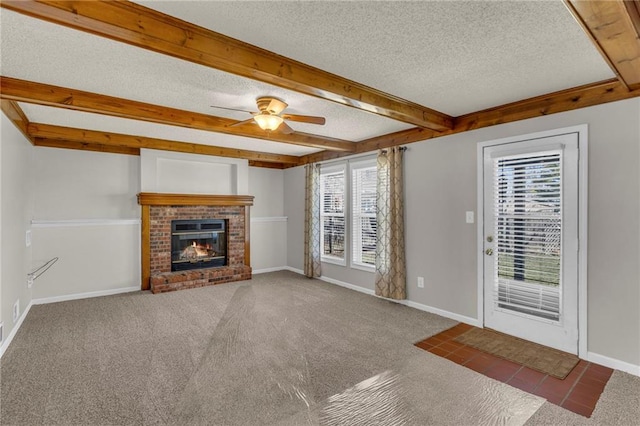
[476,125,589,359]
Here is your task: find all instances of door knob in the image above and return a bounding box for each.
[485,248,493,256]
[486,236,493,242]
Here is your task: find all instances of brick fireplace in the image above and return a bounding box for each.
[138,193,254,293]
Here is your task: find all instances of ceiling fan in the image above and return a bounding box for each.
[212,97,326,134]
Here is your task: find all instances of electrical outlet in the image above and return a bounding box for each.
[12,300,20,324]
[27,275,34,288]
[417,276,424,288]
[465,211,475,224]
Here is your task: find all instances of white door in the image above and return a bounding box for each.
[482,132,580,354]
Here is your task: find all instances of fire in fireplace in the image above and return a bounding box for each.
[171,219,226,271]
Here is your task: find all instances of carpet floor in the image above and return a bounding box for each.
[1,271,638,425]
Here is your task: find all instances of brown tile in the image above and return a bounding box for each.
[484,360,521,382]
[532,386,566,406]
[438,341,465,353]
[464,354,499,373]
[566,383,603,406]
[439,328,466,339]
[452,346,481,363]
[578,374,609,388]
[561,398,594,418]
[536,375,577,395]
[586,363,614,376]
[583,365,613,383]
[507,377,538,393]
[454,323,473,332]
[426,335,448,345]
[512,366,546,386]
[427,346,451,357]
[445,351,468,365]
[415,341,434,350]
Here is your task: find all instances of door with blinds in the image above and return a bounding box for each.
[482,132,579,354]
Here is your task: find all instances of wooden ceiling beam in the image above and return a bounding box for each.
[34,138,141,156]
[0,0,453,131]
[248,160,286,169]
[0,77,355,152]
[298,78,640,165]
[1,100,35,144]
[27,123,302,165]
[565,0,640,91]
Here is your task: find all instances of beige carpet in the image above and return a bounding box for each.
[455,327,579,379]
[1,271,637,425]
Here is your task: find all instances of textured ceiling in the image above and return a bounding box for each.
[140,0,614,116]
[0,1,616,158]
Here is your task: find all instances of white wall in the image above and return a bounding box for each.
[140,149,248,194]
[284,98,640,369]
[249,167,287,272]
[1,114,35,345]
[31,147,140,299]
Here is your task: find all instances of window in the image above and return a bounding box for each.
[320,158,377,270]
[351,162,377,269]
[320,165,346,263]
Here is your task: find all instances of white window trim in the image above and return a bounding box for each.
[320,164,347,266]
[318,156,377,273]
[350,159,377,272]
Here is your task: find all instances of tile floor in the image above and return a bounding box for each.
[415,323,613,418]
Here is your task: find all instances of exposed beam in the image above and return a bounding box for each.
[566,0,640,91]
[299,79,640,164]
[248,160,286,169]
[1,100,34,144]
[0,77,355,152]
[34,137,140,156]
[0,0,453,131]
[27,123,302,164]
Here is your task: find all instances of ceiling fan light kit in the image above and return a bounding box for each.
[254,113,284,131]
[215,96,326,133]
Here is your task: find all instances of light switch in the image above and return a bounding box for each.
[25,230,32,247]
[465,211,474,224]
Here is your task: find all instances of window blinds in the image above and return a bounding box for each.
[494,151,562,321]
[351,165,377,266]
[320,170,345,259]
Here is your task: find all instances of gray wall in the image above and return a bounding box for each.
[284,98,640,367]
[1,114,35,344]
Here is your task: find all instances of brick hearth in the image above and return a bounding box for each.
[138,193,254,293]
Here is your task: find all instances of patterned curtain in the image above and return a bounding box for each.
[304,163,322,278]
[375,147,406,299]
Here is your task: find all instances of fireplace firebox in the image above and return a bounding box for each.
[171,219,226,272]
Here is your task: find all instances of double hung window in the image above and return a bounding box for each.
[319,159,377,269]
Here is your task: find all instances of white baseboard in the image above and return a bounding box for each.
[283,267,482,328]
[32,286,140,305]
[587,351,640,377]
[0,300,33,359]
[319,275,376,296]
[283,266,304,275]
[253,266,290,274]
[402,300,482,327]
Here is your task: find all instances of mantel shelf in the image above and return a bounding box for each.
[138,192,254,207]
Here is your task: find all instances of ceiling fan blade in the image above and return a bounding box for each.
[211,105,255,114]
[277,122,295,134]
[227,118,256,128]
[281,114,326,125]
[266,98,288,115]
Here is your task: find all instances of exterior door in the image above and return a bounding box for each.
[482,132,580,354]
